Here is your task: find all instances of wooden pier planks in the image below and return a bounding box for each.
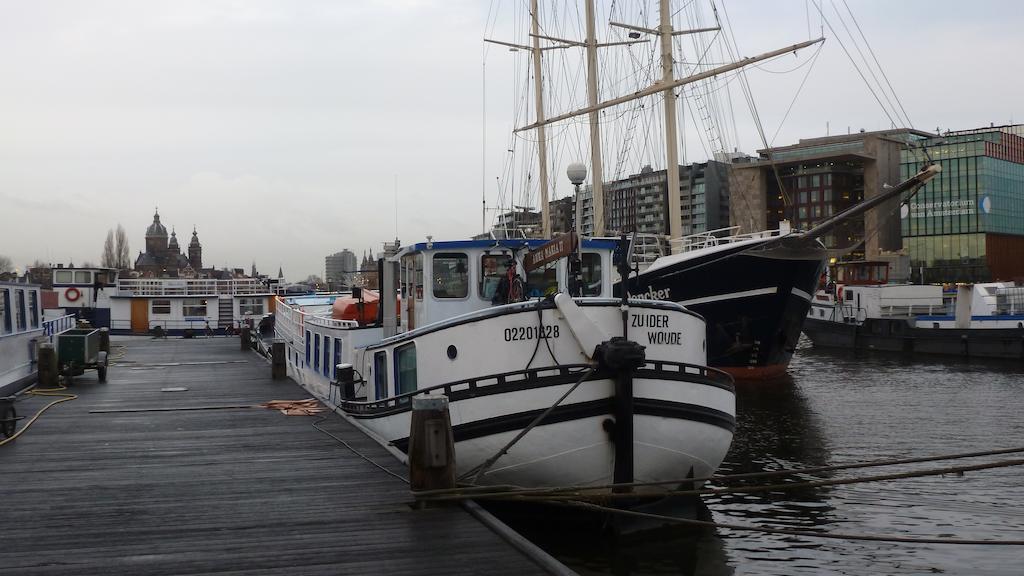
[0,337,547,575]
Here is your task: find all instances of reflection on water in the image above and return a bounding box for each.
[495,339,1024,575]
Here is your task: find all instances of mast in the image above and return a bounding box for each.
[585,0,605,236]
[530,0,551,238]
[660,0,683,246]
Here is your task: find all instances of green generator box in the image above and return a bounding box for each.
[57,328,100,367]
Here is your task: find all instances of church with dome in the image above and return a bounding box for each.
[134,210,204,278]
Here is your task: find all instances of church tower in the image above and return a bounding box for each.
[168,228,180,254]
[145,209,169,259]
[188,227,203,271]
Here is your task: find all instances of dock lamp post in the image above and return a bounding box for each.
[567,162,587,296]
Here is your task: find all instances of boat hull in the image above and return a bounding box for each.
[350,364,735,492]
[622,238,826,381]
[803,316,1024,360]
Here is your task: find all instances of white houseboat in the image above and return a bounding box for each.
[278,238,736,493]
[1,281,76,398]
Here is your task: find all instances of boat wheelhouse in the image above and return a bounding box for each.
[278,238,736,493]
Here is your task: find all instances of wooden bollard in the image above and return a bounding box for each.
[37,343,58,388]
[98,328,110,353]
[271,340,286,380]
[408,396,456,500]
[240,326,250,351]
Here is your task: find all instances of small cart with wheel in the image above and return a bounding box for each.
[0,396,22,439]
[56,328,109,385]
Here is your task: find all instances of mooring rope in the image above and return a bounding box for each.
[557,500,1024,546]
[416,455,1024,503]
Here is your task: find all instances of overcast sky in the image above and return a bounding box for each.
[1,0,1019,280]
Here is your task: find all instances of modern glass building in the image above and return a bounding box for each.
[901,125,1024,282]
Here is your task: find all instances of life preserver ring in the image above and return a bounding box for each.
[65,287,81,302]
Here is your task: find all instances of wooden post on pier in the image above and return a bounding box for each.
[271,340,286,380]
[409,396,456,504]
[98,328,110,354]
[240,327,250,351]
[38,343,58,388]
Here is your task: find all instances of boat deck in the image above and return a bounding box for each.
[0,337,550,575]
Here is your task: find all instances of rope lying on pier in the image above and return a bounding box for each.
[260,399,325,416]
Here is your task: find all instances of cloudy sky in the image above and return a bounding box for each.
[1,0,1018,280]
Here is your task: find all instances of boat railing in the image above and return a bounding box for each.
[669,226,785,253]
[879,304,947,318]
[305,316,360,330]
[338,359,732,416]
[116,278,271,297]
[42,314,76,340]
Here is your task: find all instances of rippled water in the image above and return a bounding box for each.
[494,338,1024,575]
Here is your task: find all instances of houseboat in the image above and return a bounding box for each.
[1,281,76,398]
[804,260,1024,359]
[278,238,736,493]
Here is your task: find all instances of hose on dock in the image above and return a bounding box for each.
[0,383,77,447]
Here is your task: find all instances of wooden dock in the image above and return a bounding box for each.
[0,337,555,575]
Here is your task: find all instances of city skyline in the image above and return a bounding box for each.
[1,0,1019,279]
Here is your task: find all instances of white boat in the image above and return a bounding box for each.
[277,238,735,492]
[1,280,76,398]
[804,260,1024,359]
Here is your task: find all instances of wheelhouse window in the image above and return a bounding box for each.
[152,299,171,315]
[432,253,468,299]
[395,343,417,395]
[74,271,92,284]
[15,290,26,331]
[0,289,9,334]
[54,270,73,284]
[373,351,388,400]
[480,253,511,301]
[580,253,603,297]
[183,298,207,317]
[239,297,264,316]
[28,291,39,329]
[526,261,558,298]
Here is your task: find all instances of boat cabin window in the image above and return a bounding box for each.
[432,253,468,299]
[0,289,9,334]
[580,253,603,297]
[314,334,321,372]
[15,290,26,331]
[75,271,92,284]
[239,297,264,316]
[28,291,39,329]
[305,330,311,365]
[480,253,511,301]
[333,339,342,378]
[526,262,558,298]
[322,336,330,377]
[152,299,171,315]
[395,343,417,395]
[183,298,208,317]
[373,351,388,399]
[54,270,73,284]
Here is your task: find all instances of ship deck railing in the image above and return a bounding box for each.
[116,278,272,297]
[670,225,785,253]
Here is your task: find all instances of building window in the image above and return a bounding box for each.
[152,299,171,315]
[28,291,39,329]
[810,190,819,202]
[239,297,264,316]
[374,351,388,400]
[54,270,73,284]
[0,289,9,334]
[799,191,808,204]
[480,253,511,301]
[799,207,808,219]
[395,343,417,395]
[432,253,468,299]
[824,188,833,202]
[182,298,207,317]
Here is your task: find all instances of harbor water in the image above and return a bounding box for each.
[495,338,1024,575]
